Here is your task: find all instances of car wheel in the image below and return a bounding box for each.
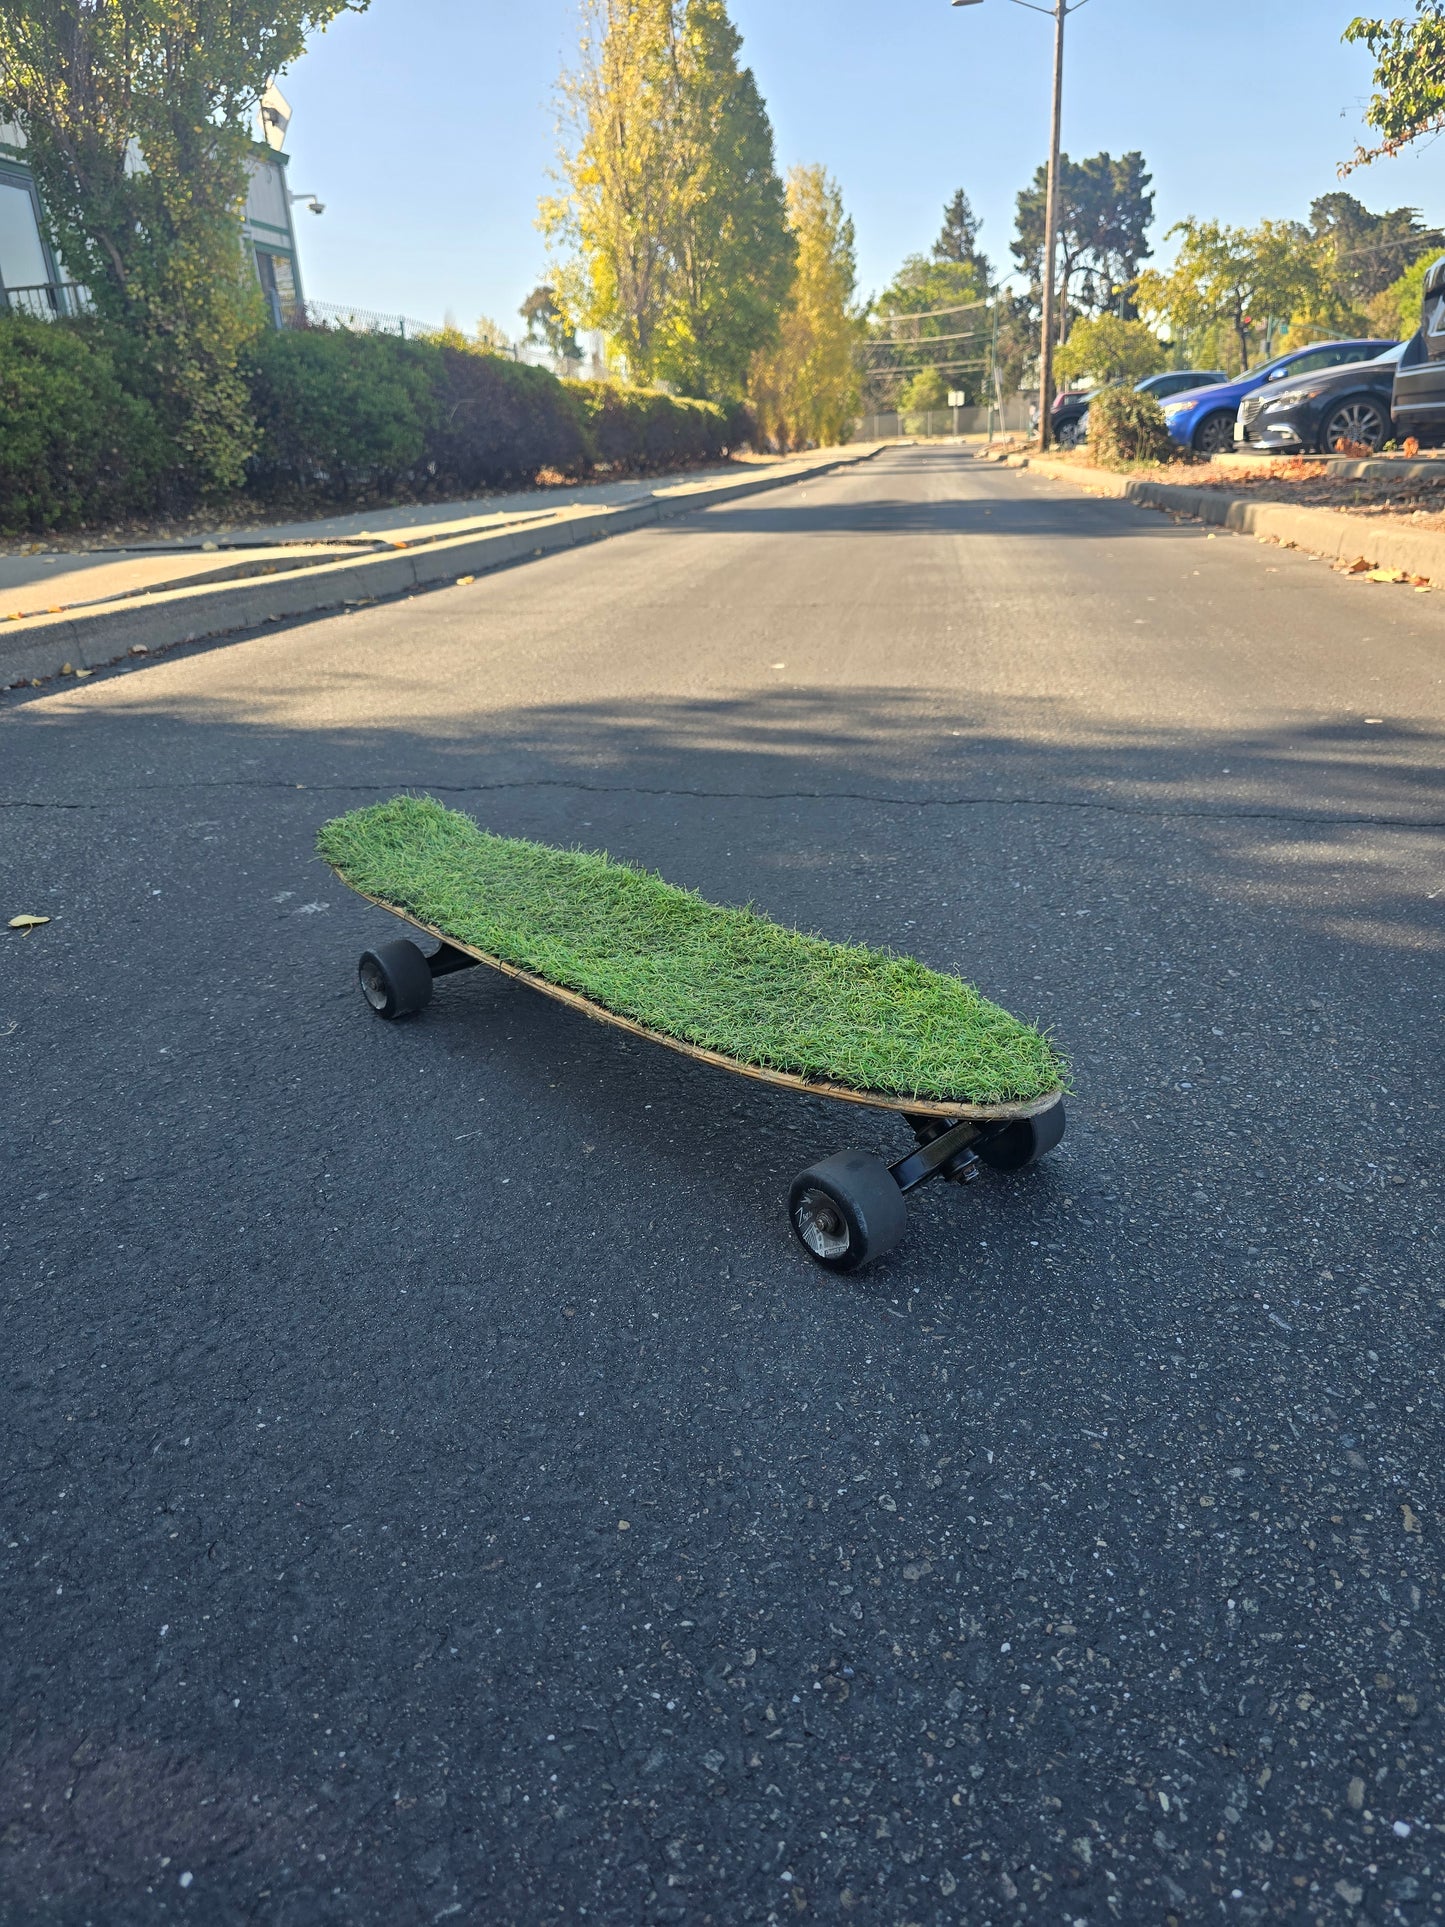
[1192,412,1236,457]
[1319,396,1387,454]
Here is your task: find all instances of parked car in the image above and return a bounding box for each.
[1159,340,1397,455]
[1391,254,1445,442]
[1053,369,1226,448]
[1235,342,1403,453]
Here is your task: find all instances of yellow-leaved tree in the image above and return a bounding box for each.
[541,0,793,401]
[748,166,862,449]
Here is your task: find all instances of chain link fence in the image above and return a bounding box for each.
[853,399,1035,441]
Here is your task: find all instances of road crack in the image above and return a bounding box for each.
[1,781,1441,831]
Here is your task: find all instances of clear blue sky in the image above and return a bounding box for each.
[277,0,1445,330]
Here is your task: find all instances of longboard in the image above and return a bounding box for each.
[341,888,1067,1274]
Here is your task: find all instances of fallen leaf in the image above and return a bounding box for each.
[1367,568,1408,584]
[74,668,93,678]
[455,574,475,586]
[617,1519,630,1531]
[1346,557,1372,574]
[1402,1502,1422,1534]
[8,914,50,930]
[59,661,75,675]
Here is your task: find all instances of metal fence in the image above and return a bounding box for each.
[854,400,1035,441]
[299,298,442,340]
[3,281,94,320]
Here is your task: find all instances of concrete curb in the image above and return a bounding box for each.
[1013,454,1445,584]
[3,445,883,688]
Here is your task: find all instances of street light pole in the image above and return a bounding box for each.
[952,0,1086,450]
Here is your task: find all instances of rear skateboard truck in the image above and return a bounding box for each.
[789,1105,1066,1275]
[355,935,1065,1275]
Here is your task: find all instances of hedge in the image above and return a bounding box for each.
[0,315,168,533]
[0,313,752,531]
[243,327,440,498]
[245,327,743,503]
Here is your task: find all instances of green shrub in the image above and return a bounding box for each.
[425,348,590,489]
[1085,386,1174,467]
[0,315,168,532]
[243,326,441,499]
[567,382,734,471]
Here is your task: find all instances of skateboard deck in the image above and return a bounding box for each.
[346,888,1062,1125]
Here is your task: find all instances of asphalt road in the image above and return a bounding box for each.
[3,447,1442,1926]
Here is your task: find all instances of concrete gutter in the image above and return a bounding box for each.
[2,444,884,689]
[1013,453,1445,585]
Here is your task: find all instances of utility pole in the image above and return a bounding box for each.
[1037,1,1066,449]
[952,0,1088,450]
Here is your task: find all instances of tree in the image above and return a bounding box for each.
[541,0,678,384]
[898,365,948,414]
[1012,150,1154,331]
[0,0,367,494]
[748,165,861,450]
[1367,246,1444,338]
[1344,4,1445,167]
[864,254,989,406]
[542,0,793,401]
[1053,314,1166,388]
[1310,191,1434,304]
[521,285,583,367]
[933,187,989,279]
[660,0,793,400]
[1135,219,1333,374]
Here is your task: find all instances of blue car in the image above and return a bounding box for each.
[1159,339,1396,455]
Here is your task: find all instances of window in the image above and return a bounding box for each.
[254,248,298,327]
[0,176,51,300]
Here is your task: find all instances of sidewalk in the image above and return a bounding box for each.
[2,447,883,689]
[1009,450,1445,587]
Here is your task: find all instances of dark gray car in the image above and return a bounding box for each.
[1392,254,1445,441]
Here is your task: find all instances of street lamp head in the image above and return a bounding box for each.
[951,1,986,7]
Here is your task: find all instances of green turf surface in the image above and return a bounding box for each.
[318,797,1068,1105]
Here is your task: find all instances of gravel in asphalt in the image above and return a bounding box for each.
[2,447,1442,1925]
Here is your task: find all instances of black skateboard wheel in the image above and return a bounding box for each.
[975,1100,1066,1174]
[789,1151,908,1274]
[358,939,434,1021]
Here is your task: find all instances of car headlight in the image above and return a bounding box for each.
[1261,385,1321,411]
[1162,401,1190,418]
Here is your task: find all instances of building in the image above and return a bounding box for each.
[0,113,307,324]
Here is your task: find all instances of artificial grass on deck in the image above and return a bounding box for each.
[318,797,1068,1105]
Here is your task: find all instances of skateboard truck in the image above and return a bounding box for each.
[894,1116,989,1191]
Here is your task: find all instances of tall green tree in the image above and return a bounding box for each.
[748,164,861,449]
[1012,150,1154,330]
[660,0,792,400]
[0,0,366,494]
[932,187,989,279]
[542,0,792,402]
[1310,191,1434,303]
[1344,4,1445,166]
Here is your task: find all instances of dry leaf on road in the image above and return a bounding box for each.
[8,914,50,930]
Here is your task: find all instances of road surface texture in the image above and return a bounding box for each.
[3,447,1441,1925]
